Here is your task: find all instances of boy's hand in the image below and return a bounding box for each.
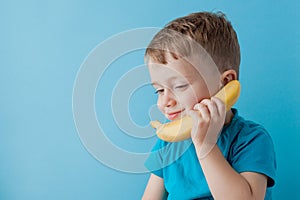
[188,97,226,158]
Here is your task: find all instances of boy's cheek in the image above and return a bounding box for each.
[156,98,161,108]
[156,101,164,113]
[179,98,198,110]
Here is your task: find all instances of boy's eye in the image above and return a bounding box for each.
[175,84,188,90]
[155,89,164,94]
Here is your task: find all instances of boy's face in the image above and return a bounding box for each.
[148,56,211,121]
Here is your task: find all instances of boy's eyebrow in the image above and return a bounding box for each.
[151,75,194,86]
[151,82,161,87]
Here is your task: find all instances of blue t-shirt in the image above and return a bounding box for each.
[145,109,276,200]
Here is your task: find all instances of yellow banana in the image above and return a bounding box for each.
[150,80,241,142]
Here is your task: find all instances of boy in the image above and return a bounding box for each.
[142,12,276,199]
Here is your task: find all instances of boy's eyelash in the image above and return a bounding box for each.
[154,84,188,94]
[175,84,188,89]
[154,89,164,94]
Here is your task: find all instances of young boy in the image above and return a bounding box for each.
[142,12,276,199]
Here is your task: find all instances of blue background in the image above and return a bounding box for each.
[1,0,299,199]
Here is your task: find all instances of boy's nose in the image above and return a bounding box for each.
[161,90,176,108]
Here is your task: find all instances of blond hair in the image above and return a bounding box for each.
[145,12,240,77]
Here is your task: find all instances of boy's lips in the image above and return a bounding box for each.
[166,110,184,120]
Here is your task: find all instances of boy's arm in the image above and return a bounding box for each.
[142,174,167,200]
[189,97,267,199]
[198,145,267,200]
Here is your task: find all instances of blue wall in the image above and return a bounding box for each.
[1,0,299,199]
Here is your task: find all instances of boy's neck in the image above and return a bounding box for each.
[224,109,234,125]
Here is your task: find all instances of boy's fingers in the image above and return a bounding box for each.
[200,99,218,117]
[193,103,210,122]
[211,97,226,116]
[187,109,200,122]
[193,102,205,110]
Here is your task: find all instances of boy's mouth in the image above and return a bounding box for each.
[166,110,184,120]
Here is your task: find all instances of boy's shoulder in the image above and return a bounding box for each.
[229,108,268,130]
[225,109,272,143]
[225,109,276,188]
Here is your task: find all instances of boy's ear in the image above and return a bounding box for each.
[221,69,237,85]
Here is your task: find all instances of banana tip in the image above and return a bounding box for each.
[150,120,162,129]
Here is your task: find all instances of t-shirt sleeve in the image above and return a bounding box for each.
[229,125,276,187]
[144,139,167,178]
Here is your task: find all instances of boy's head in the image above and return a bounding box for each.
[146,12,240,121]
[145,11,240,78]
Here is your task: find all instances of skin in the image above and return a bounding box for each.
[142,55,268,200]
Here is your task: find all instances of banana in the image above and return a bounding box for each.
[150,80,241,142]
